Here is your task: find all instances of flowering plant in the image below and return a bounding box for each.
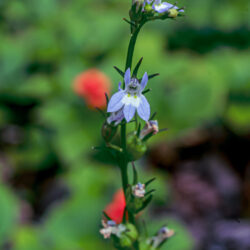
[95,1,185,249]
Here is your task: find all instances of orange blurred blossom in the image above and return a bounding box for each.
[73,69,111,109]
[104,189,126,224]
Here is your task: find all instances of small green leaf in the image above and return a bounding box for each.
[145,177,156,187]
[114,66,124,78]
[136,195,153,213]
[133,57,143,77]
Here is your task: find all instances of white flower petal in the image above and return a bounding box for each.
[121,94,141,108]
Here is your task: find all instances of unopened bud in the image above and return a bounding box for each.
[139,120,159,140]
[127,133,147,161]
[144,4,153,13]
[101,122,117,143]
[158,226,175,238]
[168,8,178,18]
[100,220,127,239]
[126,223,138,240]
[132,0,144,12]
[147,226,175,248]
[132,183,146,198]
[119,223,138,247]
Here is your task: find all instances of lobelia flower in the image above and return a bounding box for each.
[104,189,126,224]
[147,226,175,248]
[146,0,184,14]
[107,68,150,123]
[100,220,126,239]
[139,120,159,139]
[132,183,146,198]
[73,69,111,109]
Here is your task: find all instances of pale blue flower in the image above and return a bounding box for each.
[147,226,175,248]
[132,182,146,197]
[107,68,150,122]
[100,220,126,239]
[139,120,159,139]
[146,0,184,14]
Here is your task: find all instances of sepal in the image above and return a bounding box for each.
[114,66,124,78]
[133,57,143,77]
[130,0,144,23]
[126,133,147,161]
[101,121,118,143]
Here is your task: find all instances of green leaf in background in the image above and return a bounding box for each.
[13,227,45,250]
[225,103,250,134]
[39,163,116,249]
[0,184,18,246]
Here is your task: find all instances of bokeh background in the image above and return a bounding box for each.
[0,0,250,249]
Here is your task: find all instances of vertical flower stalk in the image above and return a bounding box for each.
[98,1,185,249]
[119,21,148,228]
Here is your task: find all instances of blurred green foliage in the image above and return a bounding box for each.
[0,0,249,249]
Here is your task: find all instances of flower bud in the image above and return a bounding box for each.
[147,226,175,248]
[168,8,178,18]
[130,0,144,22]
[139,120,159,140]
[100,220,126,239]
[144,4,153,13]
[126,133,147,161]
[119,223,138,247]
[101,121,117,143]
[132,183,146,198]
[132,0,144,12]
[126,223,138,241]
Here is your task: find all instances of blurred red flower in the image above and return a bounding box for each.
[104,189,126,224]
[73,69,111,109]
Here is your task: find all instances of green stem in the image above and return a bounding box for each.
[124,22,145,87]
[120,23,143,199]
[120,157,128,194]
[119,21,145,237]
